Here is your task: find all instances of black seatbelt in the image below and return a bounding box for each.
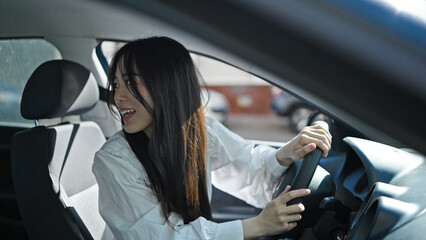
[67,206,94,240]
[57,124,94,240]
[98,86,109,102]
[58,124,80,192]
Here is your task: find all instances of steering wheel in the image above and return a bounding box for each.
[269,148,324,239]
[271,121,330,239]
[275,120,329,201]
[286,148,323,205]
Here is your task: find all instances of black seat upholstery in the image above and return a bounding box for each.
[11,60,108,240]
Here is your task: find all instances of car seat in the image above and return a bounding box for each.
[11,60,108,240]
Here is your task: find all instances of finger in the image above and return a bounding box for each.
[281,222,297,232]
[283,213,302,223]
[311,124,332,139]
[294,143,316,159]
[298,134,330,157]
[282,203,305,214]
[278,185,291,197]
[277,215,302,231]
[308,133,331,157]
[307,129,332,147]
[300,129,331,150]
[302,128,332,151]
[279,189,310,204]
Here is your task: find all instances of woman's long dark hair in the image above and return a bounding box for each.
[106,37,212,224]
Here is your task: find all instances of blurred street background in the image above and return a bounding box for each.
[226,114,296,143]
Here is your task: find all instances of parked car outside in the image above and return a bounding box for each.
[201,88,230,125]
[271,87,313,132]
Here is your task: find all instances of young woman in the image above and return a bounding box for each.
[92,36,332,240]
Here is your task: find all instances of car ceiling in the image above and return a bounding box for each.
[0,0,233,59]
[1,0,425,155]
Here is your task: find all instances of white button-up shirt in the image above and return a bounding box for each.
[92,117,288,240]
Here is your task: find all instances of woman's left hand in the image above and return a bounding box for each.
[276,122,332,167]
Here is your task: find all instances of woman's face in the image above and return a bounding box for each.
[113,65,154,137]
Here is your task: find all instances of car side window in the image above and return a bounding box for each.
[98,40,298,142]
[0,39,62,126]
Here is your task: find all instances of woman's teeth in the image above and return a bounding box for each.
[121,109,135,117]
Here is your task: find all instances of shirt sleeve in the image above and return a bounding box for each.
[92,136,244,240]
[205,117,288,208]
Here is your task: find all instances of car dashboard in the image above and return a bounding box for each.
[332,137,426,239]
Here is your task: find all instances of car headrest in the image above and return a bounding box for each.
[21,60,99,119]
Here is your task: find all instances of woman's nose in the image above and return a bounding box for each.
[114,86,128,103]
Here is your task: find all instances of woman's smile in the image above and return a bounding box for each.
[120,108,136,122]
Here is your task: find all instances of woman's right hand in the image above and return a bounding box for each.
[242,186,310,239]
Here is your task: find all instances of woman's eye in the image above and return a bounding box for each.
[112,83,119,89]
[125,80,132,86]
